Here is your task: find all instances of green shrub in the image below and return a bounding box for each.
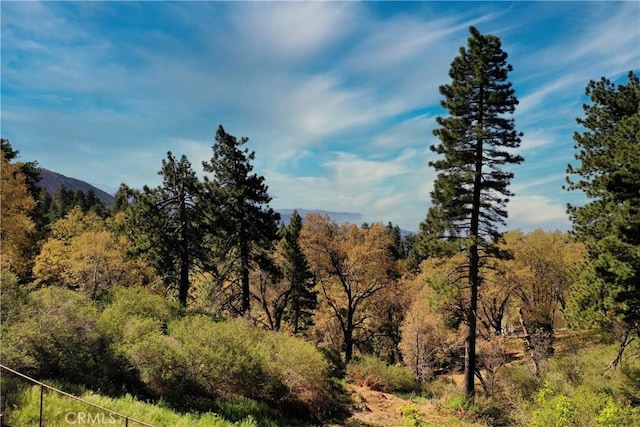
[419,375,458,400]
[0,288,107,386]
[397,403,429,426]
[265,329,336,419]
[2,285,341,423]
[507,344,640,427]
[621,363,640,404]
[212,396,280,425]
[498,363,542,400]
[125,315,337,421]
[347,355,417,393]
[126,331,186,399]
[0,271,27,323]
[171,316,271,399]
[99,286,180,345]
[529,381,640,427]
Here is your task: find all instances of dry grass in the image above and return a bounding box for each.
[344,384,488,427]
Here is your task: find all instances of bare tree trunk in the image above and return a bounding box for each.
[609,325,636,369]
[464,82,484,403]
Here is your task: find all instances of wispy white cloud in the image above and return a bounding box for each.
[508,195,569,231]
[569,2,640,70]
[2,1,637,232]
[325,151,409,183]
[370,114,435,150]
[267,148,431,230]
[518,128,557,152]
[516,75,577,118]
[511,173,566,194]
[228,2,359,63]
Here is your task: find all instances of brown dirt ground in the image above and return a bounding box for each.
[341,382,483,427]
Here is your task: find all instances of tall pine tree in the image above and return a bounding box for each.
[203,125,280,315]
[280,211,317,334]
[126,152,207,307]
[566,71,640,367]
[418,27,523,401]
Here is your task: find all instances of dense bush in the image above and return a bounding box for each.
[0,271,26,323]
[346,355,417,393]
[124,315,337,421]
[529,382,640,427]
[0,287,109,387]
[99,286,181,345]
[1,285,341,423]
[501,343,640,426]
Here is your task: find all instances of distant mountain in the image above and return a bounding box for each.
[277,208,363,225]
[276,209,416,235]
[32,172,401,231]
[37,168,115,205]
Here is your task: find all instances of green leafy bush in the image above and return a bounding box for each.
[530,381,640,427]
[0,288,107,387]
[263,327,336,419]
[397,403,429,426]
[2,285,340,423]
[506,344,640,427]
[347,355,417,393]
[99,286,180,346]
[498,363,542,400]
[125,315,337,421]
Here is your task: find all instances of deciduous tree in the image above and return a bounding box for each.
[301,214,398,362]
[399,265,466,382]
[33,207,153,297]
[1,140,37,278]
[501,230,584,375]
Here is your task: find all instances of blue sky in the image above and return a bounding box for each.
[1,1,638,231]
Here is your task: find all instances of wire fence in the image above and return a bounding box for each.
[0,364,156,427]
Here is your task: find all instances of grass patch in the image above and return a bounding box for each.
[4,382,256,426]
[347,355,417,393]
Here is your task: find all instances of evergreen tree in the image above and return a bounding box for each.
[385,222,405,261]
[281,211,317,334]
[45,185,108,225]
[127,152,207,307]
[566,71,640,366]
[418,26,523,401]
[203,125,280,315]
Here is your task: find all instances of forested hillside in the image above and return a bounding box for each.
[37,168,115,206]
[1,28,639,427]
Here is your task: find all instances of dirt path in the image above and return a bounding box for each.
[342,382,486,427]
[344,385,452,427]
[347,384,412,426]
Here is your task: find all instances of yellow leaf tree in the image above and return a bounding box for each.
[500,229,585,375]
[400,256,467,381]
[300,214,398,362]
[1,142,36,278]
[33,207,154,297]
